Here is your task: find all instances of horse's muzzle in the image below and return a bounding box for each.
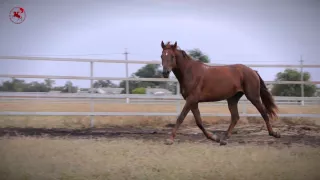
[162,70,170,78]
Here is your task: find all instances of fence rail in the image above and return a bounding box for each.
[0,74,319,85]
[2,99,317,106]
[1,96,319,106]
[0,92,319,101]
[1,111,319,118]
[1,55,320,68]
[1,56,320,127]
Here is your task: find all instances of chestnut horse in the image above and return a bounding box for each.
[160,41,280,145]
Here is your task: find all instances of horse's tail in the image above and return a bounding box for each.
[255,71,279,120]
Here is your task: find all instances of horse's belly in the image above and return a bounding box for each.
[199,83,241,102]
[199,93,231,102]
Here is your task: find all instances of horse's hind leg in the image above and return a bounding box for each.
[220,92,243,146]
[245,94,280,138]
[191,103,220,143]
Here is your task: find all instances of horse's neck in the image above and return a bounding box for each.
[172,68,183,85]
[172,54,193,86]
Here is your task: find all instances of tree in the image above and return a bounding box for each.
[187,48,210,63]
[0,78,25,92]
[119,64,166,93]
[271,68,316,97]
[93,80,117,88]
[0,78,51,92]
[25,81,50,92]
[61,81,78,93]
[44,78,55,90]
[135,64,162,78]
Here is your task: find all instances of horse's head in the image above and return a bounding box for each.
[160,41,178,78]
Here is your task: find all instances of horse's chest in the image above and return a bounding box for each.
[180,81,198,98]
[180,87,187,99]
[184,67,194,82]
[177,67,201,98]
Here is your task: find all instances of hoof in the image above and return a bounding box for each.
[211,134,220,143]
[273,131,281,138]
[220,140,227,146]
[270,131,281,138]
[164,138,174,145]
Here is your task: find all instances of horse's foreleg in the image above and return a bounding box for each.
[165,100,191,145]
[220,102,240,145]
[220,92,243,145]
[191,103,220,143]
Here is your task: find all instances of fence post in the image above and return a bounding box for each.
[124,48,130,104]
[90,61,95,128]
[176,82,181,114]
[242,98,247,115]
[300,56,305,106]
[176,100,181,115]
[176,82,180,96]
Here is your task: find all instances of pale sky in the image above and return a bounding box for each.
[0,0,319,88]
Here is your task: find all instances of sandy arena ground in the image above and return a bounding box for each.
[1,131,320,180]
[0,101,320,179]
[1,100,319,114]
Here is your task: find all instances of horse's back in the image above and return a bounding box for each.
[203,63,246,79]
[203,63,258,89]
[226,63,261,92]
[215,63,257,78]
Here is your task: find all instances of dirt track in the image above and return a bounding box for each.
[1,124,320,147]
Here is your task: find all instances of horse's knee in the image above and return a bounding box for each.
[231,115,240,122]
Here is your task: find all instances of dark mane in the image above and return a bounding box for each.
[165,41,193,60]
[177,49,192,60]
[164,41,195,61]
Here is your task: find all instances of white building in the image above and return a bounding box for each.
[87,88,124,94]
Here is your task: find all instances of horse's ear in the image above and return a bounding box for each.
[172,41,177,49]
[161,41,165,49]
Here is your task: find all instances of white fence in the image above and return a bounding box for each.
[0,56,320,127]
[1,92,320,103]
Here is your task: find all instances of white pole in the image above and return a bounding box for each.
[90,61,95,127]
[300,55,304,106]
[124,48,130,104]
